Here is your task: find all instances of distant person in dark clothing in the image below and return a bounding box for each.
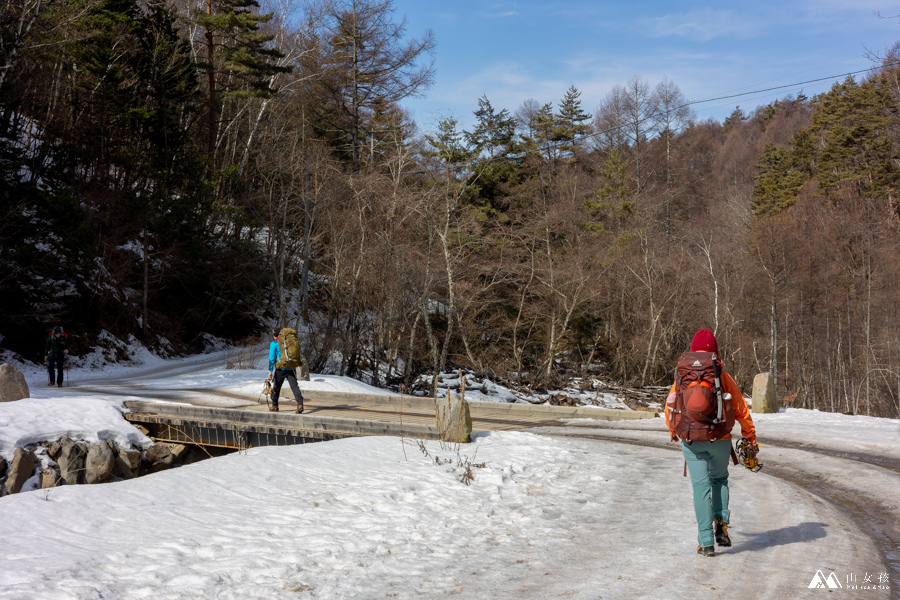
[45,326,69,387]
[268,328,304,413]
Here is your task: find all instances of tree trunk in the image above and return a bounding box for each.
[436,189,456,375]
[300,147,312,321]
[770,288,778,398]
[205,0,216,160]
[350,4,360,172]
[865,250,871,415]
[826,314,834,413]
[0,0,45,94]
[401,312,419,387]
[142,229,149,340]
[846,286,854,414]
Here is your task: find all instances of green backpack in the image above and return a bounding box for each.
[276,328,302,369]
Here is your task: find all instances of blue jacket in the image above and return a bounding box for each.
[268,340,281,372]
[268,340,297,372]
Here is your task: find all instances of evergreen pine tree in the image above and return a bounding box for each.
[467,95,517,160]
[465,95,519,216]
[193,0,289,160]
[424,117,472,184]
[812,76,899,199]
[751,143,807,214]
[530,102,557,160]
[554,85,591,158]
[584,149,635,233]
[723,106,745,129]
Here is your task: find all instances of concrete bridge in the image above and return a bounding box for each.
[124,390,658,449]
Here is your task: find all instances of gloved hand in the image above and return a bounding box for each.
[670,432,679,442]
[737,437,762,472]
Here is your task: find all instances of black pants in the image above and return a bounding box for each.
[272,369,303,407]
[48,352,65,385]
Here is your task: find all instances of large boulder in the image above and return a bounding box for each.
[145,444,174,473]
[167,443,188,461]
[58,438,87,485]
[48,441,62,461]
[435,392,472,444]
[113,443,142,480]
[4,447,36,494]
[85,441,115,484]
[41,465,61,489]
[0,363,29,402]
[751,372,779,414]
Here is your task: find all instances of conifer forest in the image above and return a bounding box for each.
[2,0,900,417]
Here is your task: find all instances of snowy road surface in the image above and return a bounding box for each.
[0,350,896,599]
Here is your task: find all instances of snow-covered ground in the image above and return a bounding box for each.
[0,350,898,599]
[418,371,636,409]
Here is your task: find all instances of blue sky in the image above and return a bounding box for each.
[389,0,900,132]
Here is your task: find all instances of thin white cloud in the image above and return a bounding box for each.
[421,61,566,124]
[641,9,762,42]
[798,0,892,13]
[481,2,521,19]
[543,3,607,20]
[790,0,897,35]
[431,11,458,21]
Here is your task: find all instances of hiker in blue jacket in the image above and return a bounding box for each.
[268,328,304,413]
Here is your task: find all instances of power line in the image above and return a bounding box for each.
[711,56,868,97]
[591,62,900,140]
[684,62,900,107]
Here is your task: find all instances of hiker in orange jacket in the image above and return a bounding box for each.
[665,328,756,557]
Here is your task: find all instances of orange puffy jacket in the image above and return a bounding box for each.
[665,370,756,443]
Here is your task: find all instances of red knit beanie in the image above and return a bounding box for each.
[690,329,719,354]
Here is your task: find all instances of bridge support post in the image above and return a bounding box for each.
[751,372,779,413]
[436,392,472,443]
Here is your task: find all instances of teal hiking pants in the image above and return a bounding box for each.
[682,439,733,547]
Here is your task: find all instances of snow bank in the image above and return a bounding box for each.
[0,432,884,599]
[753,408,900,456]
[0,397,152,462]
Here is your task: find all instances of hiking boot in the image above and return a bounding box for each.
[269,404,279,412]
[48,381,55,386]
[697,545,715,557]
[57,383,63,387]
[295,405,304,414]
[715,519,732,547]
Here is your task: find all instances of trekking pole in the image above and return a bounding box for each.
[262,376,272,409]
[712,355,724,423]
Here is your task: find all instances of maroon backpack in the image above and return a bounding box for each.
[671,352,735,442]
